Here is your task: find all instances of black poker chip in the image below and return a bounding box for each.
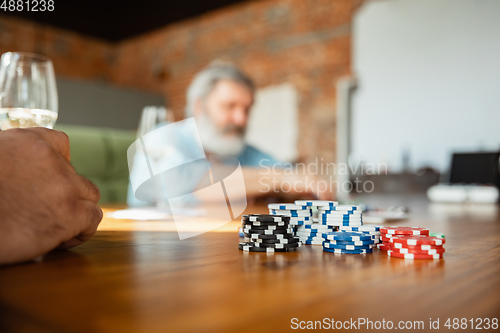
[244,237,301,244]
[242,214,290,222]
[242,228,294,235]
[243,233,295,239]
[248,241,302,249]
[241,221,289,227]
[241,223,290,230]
[238,243,299,252]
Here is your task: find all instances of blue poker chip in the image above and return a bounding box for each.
[238,227,244,237]
[322,231,372,241]
[339,230,378,239]
[324,239,375,246]
[323,247,372,254]
[323,242,373,250]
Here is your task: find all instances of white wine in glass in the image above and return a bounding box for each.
[0,52,58,130]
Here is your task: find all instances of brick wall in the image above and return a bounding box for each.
[0,0,364,163]
[0,14,114,81]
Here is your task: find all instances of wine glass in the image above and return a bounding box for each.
[0,52,58,130]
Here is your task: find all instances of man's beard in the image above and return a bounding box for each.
[196,112,246,155]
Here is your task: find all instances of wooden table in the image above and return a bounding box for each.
[1,195,499,332]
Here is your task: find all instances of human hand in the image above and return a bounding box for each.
[0,128,102,265]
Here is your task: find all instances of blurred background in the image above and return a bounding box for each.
[1,0,499,203]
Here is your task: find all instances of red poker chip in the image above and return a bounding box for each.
[380,235,393,243]
[390,247,445,255]
[390,235,446,246]
[391,243,444,251]
[380,228,400,236]
[387,250,443,260]
[377,243,391,251]
[380,227,429,236]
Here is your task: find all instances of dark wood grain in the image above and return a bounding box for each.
[1,196,499,333]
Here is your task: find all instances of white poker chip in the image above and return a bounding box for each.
[322,222,364,227]
[341,230,379,236]
[296,233,323,238]
[296,226,333,231]
[339,225,381,232]
[319,211,362,216]
[295,200,338,207]
[318,205,361,212]
[297,236,325,241]
[268,203,309,210]
[320,218,363,223]
[289,221,314,226]
[295,229,325,234]
[289,216,311,221]
[319,214,362,219]
[270,210,312,216]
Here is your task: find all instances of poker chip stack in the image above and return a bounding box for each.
[378,226,429,251]
[318,205,363,227]
[377,229,393,251]
[338,225,382,244]
[268,203,314,227]
[321,231,375,254]
[294,223,337,245]
[239,214,302,253]
[293,200,340,245]
[379,227,445,259]
[387,235,445,260]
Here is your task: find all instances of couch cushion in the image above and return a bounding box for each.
[55,125,136,203]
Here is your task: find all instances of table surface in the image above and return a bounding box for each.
[1,195,499,333]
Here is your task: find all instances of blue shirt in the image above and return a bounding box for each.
[127,123,278,207]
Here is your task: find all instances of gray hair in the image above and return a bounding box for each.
[185,62,255,117]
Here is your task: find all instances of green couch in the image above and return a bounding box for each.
[55,125,136,204]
